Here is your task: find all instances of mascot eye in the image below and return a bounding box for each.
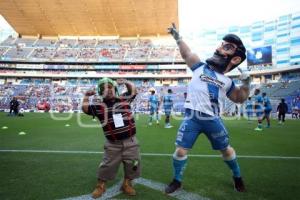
[221,43,236,52]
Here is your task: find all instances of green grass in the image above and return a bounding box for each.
[0,112,300,200]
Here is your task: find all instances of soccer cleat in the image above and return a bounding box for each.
[233,176,246,192]
[92,181,106,199]
[120,179,136,196]
[156,120,160,125]
[254,127,263,131]
[165,124,173,128]
[148,122,152,126]
[165,179,182,194]
[265,125,270,128]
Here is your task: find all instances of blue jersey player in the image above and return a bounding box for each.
[148,90,160,125]
[165,23,250,193]
[163,89,173,128]
[253,89,264,131]
[262,92,272,128]
[245,97,253,122]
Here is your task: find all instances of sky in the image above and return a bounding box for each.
[179,0,300,32]
[0,15,14,32]
[0,15,9,29]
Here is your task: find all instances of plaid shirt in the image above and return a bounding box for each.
[88,93,136,141]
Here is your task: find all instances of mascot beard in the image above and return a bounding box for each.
[206,51,234,74]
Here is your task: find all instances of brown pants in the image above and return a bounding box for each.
[97,136,141,181]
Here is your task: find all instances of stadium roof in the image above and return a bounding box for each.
[0,0,178,37]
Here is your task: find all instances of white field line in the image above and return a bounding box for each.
[61,180,123,200]
[135,177,210,200]
[0,149,300,159]
[61,177,210,200]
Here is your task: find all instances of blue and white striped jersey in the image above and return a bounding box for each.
[184,62,235,116]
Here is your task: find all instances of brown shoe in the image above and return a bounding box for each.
[92,180,106,199]
[121,178,136,196]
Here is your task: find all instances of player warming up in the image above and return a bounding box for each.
[148,90,160,125]
[163,88,174,128]
[253,89,264,131]
[262,92,272,128]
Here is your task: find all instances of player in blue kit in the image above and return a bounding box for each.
[148,90,160,125]
[262,92,272,128]
[163,89,174,128]
[253,89,264,131]
[165,23,250,193]
[245,97,253,122]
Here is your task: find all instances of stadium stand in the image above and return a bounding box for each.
[0,37,181,63]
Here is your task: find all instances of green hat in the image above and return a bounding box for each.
[97,77,119,97]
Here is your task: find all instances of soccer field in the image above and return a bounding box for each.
[0,112,300,200]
